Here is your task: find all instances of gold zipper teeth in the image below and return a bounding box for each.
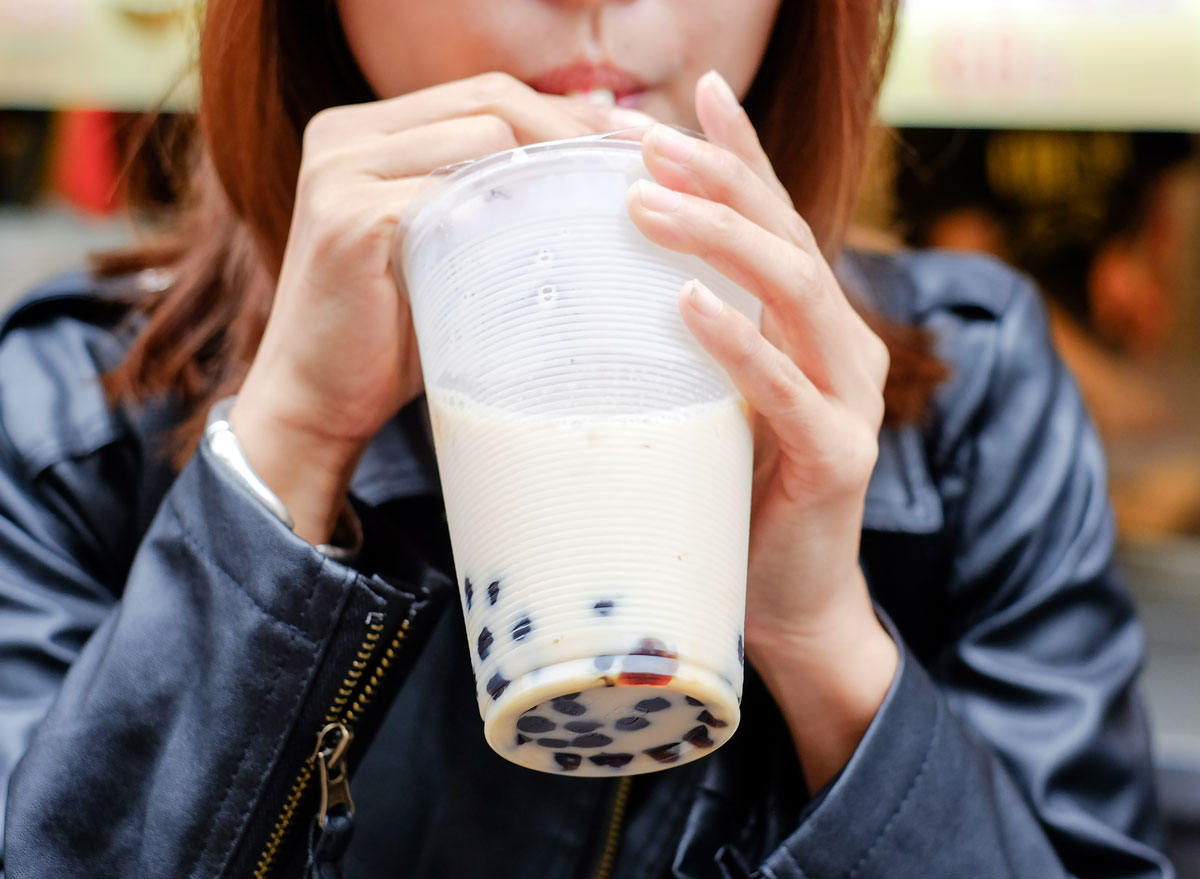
[344,620,409,727]
[252,617,387,879]
[592,776,633,879]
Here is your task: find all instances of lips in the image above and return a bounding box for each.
[527,63,647,100]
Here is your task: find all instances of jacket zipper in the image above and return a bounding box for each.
[252,614,411,878]
[592,776,633,879]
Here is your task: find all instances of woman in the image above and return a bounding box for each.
[0,1,1173,877]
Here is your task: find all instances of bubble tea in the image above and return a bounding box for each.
[400,133,760,776]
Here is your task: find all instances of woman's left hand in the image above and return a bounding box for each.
[626,71,899,790]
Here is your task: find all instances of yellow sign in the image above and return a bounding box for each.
[1,0,1198,130]
[0,0,197,110]
[879,0,1200,129]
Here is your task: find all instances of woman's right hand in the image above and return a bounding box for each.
[230,74,647,544]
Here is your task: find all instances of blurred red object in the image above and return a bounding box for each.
[52,109,121,214]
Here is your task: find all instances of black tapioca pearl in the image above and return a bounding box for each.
[571,733,613,748]
[615,716,650,732]
[593,600,615,616]
[512,617,533,641]
[685,696,705,707]
[516,715,556,734]
[697,710,728,728]
[516,734,530,746]
[554,752,582,771]
[644,743,681,764]
[463,578,474,610]
[683,725,715,748]
[559,692,581,699]
[589,753,634,769]
[565,720,602,733]
[537,738,571,749]
[635,697,671,714]
[594,655,615,671]
[552,700,587,716]
[488,580,501,606]
[477,628,494,661]
[486,672,509,700]
[737,634,744,666]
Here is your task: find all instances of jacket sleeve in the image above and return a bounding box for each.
[752,274,1172,878]
[0,402,446,878]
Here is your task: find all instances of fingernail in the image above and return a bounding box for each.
[651,124,697,163]
[636,179,682,212]
[685,280,725,318]
[608,107,656,129]
[702,69,741,114]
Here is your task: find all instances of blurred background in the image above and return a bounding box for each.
[1,0,1198,872]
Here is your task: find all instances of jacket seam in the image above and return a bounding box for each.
[845,695,942,879]
[168,496,323,645]
[189,634,292,876]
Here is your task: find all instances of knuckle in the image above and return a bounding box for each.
[789,212,816,249]
[302,107,340,150]
[474,113,518,149]
[868,334,891,383]
[470,71,522,104]
[707,203,742,250]
[726,320,762,370]
[831,427,879,485]
[789,249,820,294]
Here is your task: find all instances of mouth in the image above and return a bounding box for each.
[526,62,649,108]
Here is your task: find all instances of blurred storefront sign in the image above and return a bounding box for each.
[1,1,1199,127]
[0,0,197,111]
[880,0,1200,130]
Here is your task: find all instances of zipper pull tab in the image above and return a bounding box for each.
[312,721,355,829]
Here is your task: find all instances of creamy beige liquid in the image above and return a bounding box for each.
[428,389,752,775]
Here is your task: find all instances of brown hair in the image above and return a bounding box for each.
[100,0,945,462]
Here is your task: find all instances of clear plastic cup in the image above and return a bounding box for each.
[399,132,760,776]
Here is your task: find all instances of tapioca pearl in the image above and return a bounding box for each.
[564,720,602,734]
[488,580,501,606]
[589,753,634,769]
[516,715,556,734]
[486,673,510,700]
[697,710,728,728]
[552,700,587,716]
[537,738,571,749]
[559,692,581,699]
[685,696,705,707]
[554,752,582,771]
[644,743,681,764]
[571,733,613,748]
[512,617,533,641]
[593,600,615,616]
[683,725,715,749]
[463,578,474,610]
[516,734,530,746]
[615,716,650,732]
[477,627,494,661]
[635,697,671,714]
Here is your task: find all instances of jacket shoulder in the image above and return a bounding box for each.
[0,272,140,475]
[844,248,1033,326]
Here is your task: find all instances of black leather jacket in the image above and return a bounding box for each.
[0,251,1175,878]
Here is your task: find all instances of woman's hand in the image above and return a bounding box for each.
[231,74,643,544]
[627,71,899,791]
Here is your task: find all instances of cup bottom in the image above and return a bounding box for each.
[483,656,740,776]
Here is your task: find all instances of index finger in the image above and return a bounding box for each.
[345,71,652,145]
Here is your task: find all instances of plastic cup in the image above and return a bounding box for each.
[399,132,761,776]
